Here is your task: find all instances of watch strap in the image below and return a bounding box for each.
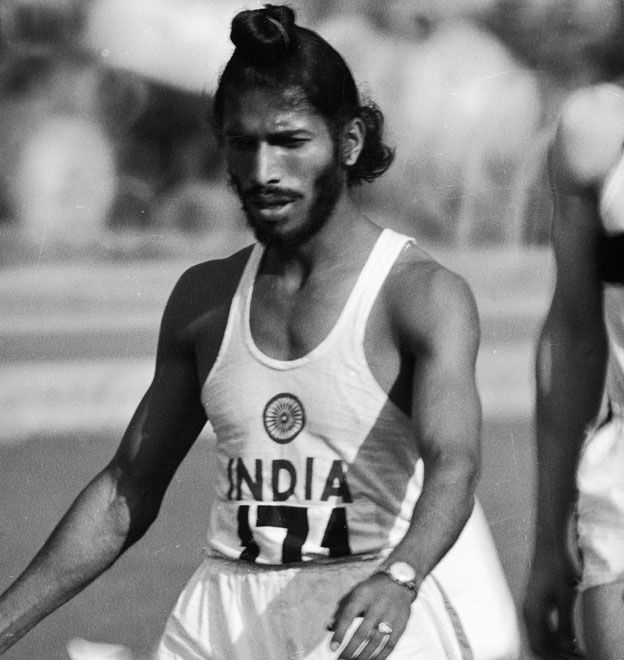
[375,567,418,593]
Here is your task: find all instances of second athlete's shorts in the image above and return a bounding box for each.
[576,407,624,591]
[155,501,519,659]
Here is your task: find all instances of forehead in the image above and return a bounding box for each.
[222,87,330,135]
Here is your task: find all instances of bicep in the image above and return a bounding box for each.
[409,274,481,466]
[546,133,605,343]
[537,165,608,412]
[113,358,207,492]
[111,271,208,498]
[548,93,608,322]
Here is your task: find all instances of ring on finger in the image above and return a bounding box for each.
[376,621,393,635]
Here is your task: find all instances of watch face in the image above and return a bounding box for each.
[389,561,416,582]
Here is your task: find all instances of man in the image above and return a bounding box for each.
[523,83,624,659]
[0,6,519,658]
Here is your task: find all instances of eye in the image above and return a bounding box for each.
[274,136,308,149]
[285,138,307,148]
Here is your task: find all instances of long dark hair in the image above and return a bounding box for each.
[213,4,394,186]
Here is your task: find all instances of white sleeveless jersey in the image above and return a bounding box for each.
[599,156,624,409]
[201,229,423,564]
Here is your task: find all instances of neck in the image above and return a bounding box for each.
[260,195,378,282]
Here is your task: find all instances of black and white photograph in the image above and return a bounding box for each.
[1,1,624,658]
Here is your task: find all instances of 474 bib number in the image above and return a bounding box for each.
[237,504,352,563]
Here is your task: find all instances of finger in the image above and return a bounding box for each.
[338,611,378,659]
[543,588,582,657]
[360,623,402,660]
[342,630,370,660]
[544,600,583,660]
[330,593,368,652]
[330,616,364,655]
[543,603,563,654]
[358,611,408,660]
[374,606,411,658]
[364,633,392,660]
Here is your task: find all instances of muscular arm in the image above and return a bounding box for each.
[0,270,208,653]
[524,94,610,657]
[534,173,607,558]
[386,266,481,578]
[329,265,481,659]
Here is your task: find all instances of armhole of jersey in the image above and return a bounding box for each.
[201,245,261,393]
[350,233,418,416]
[352,233,417,346]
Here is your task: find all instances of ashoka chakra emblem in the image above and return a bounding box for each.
[263,393,305,443]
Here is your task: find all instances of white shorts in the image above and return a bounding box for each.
[576,410,624,591]
[155,502,519,659]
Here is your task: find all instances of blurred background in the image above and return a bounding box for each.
[2,0,623,658]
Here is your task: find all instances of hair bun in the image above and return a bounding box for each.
[230,5,296,63]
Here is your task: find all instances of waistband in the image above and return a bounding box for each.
[201,549,386,575]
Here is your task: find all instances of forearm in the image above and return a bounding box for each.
[386,454,477,585]
[534,318,607,550]
[0,467,147,653]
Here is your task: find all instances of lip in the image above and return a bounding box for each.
[249,194,295,205]
[247,197,295,216]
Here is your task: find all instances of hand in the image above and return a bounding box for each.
[327,572,415,660]
[523,548,583,659]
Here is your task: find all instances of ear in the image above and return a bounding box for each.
[340,117,365,167]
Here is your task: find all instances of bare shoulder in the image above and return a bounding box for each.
[166,246,252,312]
[384,243,479,346]
[160,245,252,345]
[553,83,624,190]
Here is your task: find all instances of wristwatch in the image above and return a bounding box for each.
[376,561,419,593]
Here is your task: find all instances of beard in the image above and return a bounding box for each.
[230,160,343,251]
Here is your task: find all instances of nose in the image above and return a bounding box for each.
[251,141,279,186]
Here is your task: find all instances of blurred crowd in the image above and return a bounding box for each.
[1,0,624,262]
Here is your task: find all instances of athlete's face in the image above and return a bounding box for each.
[223,87,344,249]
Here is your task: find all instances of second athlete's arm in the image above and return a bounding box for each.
[524,108,609,657]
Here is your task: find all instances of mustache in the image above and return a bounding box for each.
[228,177,302,201]
[242,185,303,200]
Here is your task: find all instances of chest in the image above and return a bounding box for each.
[245,267,411,413]
[247,266,411,404]
[249,272,363,360]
